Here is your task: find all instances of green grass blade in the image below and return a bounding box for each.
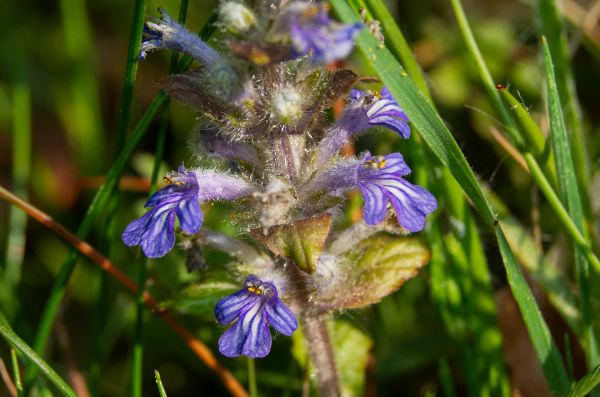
[543,37,598,367]
[11,350,23,397]
[114,0,147,154]
[6,83,31,290]
[0,315,77,397]
[497,87,557,187]
[566,364,600,397]
[361,0,432,101]
[447,0,520,145]
[500,217,580,335]
[495,227,570,395]
[155,370,169,397]
[330,1,570,393]
[535,0,591,221]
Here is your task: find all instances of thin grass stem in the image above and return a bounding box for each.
[6,83,31,290]
[155,370,168,397]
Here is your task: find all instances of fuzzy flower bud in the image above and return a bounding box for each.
[218,1,257,33]
[271,85,303,125]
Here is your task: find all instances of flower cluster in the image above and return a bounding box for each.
[124,1,437,359]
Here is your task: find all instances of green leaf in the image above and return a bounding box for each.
[495,226,570,395]
[163,281,238,319]
[292,319,373,397]
[251,214,332,273]
[316,233,429,309]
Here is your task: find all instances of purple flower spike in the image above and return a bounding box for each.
[122,167,202,258]
[288,4,361,64]
[357,153,437,231]
[215,275,298,358]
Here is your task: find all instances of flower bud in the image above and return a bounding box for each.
[271,85,303,125]
[218,1,257,33]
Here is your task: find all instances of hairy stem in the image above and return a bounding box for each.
[287,263,340,396]
[301,314,340,397]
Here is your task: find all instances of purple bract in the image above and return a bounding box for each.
[215,275,298,358]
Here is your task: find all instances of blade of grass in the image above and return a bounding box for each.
[0,314,76,397]
[495,226,570,395]
[447,0,521,145]
[330,1,570,393]
[535,0,592,225]
[6,83,31,290]
[10,350,23,397]
[543,37,598,368]
[155,370,168,397]
[566,364,600,397]
[360,0,432,101]
[500,217,580,335]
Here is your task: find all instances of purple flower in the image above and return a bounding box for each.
[215,275,298,358]
[305,152,436,231]
[316,87,410,166]
[141,8,222,66]
[122,166,257,258]
[357,153,436,231]
[288,4,361,64]
[122,167,201,258]
[345,87,410,138]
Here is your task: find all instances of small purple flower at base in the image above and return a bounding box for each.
[357,153,437,232]
[122,166,202,258]
[346,87,410,138]
[215,275,298,358]
[288,4,361,64]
